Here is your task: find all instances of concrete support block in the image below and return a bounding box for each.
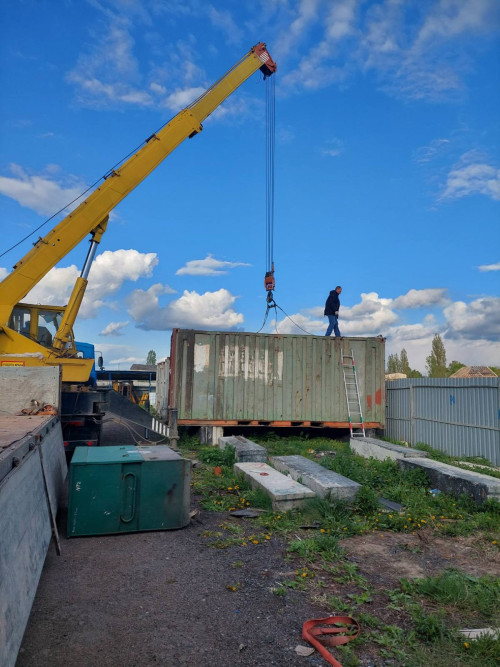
[271,455,361,501]
[350,437,428,461]
[398,457,500,503]
[198,425,224,445]
[219,435,267,463]
[234,461,315,511]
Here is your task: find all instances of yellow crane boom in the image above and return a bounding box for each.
[0,43,276,382]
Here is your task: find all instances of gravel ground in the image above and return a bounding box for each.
[16,418,330,667]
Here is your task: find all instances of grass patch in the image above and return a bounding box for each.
[178,430,500,666]
[287,534,345,562]
[401,569,500,624]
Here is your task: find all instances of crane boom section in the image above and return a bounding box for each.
[0,44,276,326]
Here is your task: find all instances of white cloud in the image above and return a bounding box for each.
[94,341,145,368]
[0,164,87,216]
[126,283,169,321]
[176,254,250,276]
[339,292,397,334]
[99,321,129,336]
[322,138,344,157]
[108,356,144,365]
[207,6,243,44]
[262,285,500,372]
[393,288,449,309]
[128,288,244,330]
[414,138,450,164]
[281,0,357,92]
[88,249,159,293]
[272,312,324,335]
[274,0,321,59]
[164,86,206,112]
[441,158,500,201]
[66,18,155,108]
[23,249,160,318]
[443,296,500,340]
[24,265,79,305]
[279,0,498,101]
[415,0,497,45]
[478,262,500,272]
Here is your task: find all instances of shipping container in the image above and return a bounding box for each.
[168,330,385,429]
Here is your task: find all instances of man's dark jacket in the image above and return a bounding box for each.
[324,290,340,316]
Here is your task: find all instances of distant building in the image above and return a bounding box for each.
[449,366,497,378]
[385,373,407,381]
[130,364,156,372]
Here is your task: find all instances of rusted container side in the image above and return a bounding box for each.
[168,330,385,428]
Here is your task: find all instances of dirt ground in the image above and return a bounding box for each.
[16,421,500,667]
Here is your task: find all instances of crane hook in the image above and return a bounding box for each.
[265,263,276,305]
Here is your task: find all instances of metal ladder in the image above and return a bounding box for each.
[341,350,366,438]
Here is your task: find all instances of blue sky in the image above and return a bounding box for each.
[0,0,499,372]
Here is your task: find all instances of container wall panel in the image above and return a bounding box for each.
[155,358,170,420]
[170,330,385,426]
[386,378,500,465]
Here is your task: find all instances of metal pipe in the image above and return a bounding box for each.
[81,240,99,280]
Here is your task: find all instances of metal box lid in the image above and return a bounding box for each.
[136,445,183,462]
[71,445,183,465]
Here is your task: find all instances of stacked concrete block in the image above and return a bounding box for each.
[219,435,267,463]
[271,455,361,501]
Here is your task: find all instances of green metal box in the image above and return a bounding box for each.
[67,445,191,537]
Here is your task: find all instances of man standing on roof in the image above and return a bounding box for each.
[324,286,342,337]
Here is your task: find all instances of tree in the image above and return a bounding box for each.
[387,348,416,376]
[387,353,400,373]
[447,360,465,377]
[426,334,447,377]
[400,348,411,376]
[489,366,499,377]
[146,349,157,365]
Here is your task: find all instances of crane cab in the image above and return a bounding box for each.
[9,303,76,352]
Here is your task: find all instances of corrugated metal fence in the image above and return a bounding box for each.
[385,378,500,466]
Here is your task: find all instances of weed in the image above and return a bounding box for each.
[336,645,361,667]
[357,612,382,628]
[197,445,235,467]
[353,486,379,513]
[412,607,450,642]
[347,590,373,605]
[225,582,241,592]
[282,579,306,591]
[326,594,351,614]
[401,568,500,623]
[287,534,345,562]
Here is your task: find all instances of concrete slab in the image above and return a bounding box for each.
[350,437,429,461]
[219,435,267,463]
[234,461,315,511]
[270,455,360,501]
[398,457,500,503]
